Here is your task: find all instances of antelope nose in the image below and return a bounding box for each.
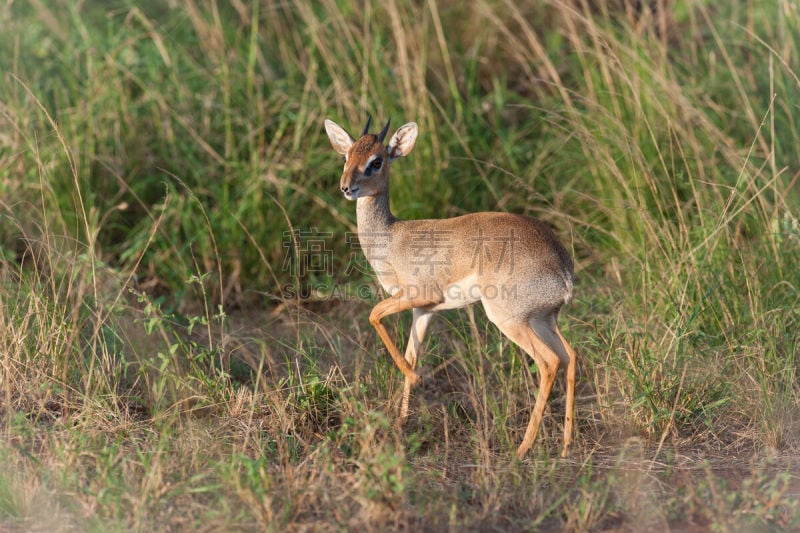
[341,185,349,192]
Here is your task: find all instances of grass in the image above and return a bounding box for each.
[1,0,800,530]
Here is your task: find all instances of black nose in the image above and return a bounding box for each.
[341,185,349,192]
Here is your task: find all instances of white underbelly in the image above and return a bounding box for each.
[428,274,482,311]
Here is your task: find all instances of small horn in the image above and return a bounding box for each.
[377,118,391,143]
[361,115,372,136]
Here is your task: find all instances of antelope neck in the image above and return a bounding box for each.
[356,188,396,236]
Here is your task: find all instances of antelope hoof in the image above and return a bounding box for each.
[395,411,410,428]
[515,444,530,460]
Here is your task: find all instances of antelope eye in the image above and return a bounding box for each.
[371,158,383,169]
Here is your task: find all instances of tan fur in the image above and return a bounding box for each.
[324,118,577,458]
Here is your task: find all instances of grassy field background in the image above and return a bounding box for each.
[1,0,799,530]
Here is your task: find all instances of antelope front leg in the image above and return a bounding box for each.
[368,293,437,386]
[400,308,434,422]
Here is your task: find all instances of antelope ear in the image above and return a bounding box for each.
[324,119,355,155]
[387,122,418,161]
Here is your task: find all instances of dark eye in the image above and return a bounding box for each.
[371,158,383,169]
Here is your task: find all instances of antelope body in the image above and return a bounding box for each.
[324,117,577,458]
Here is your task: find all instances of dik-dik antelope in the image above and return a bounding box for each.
[324,117,577,458]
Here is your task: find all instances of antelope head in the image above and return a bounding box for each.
[324,116,418,200]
